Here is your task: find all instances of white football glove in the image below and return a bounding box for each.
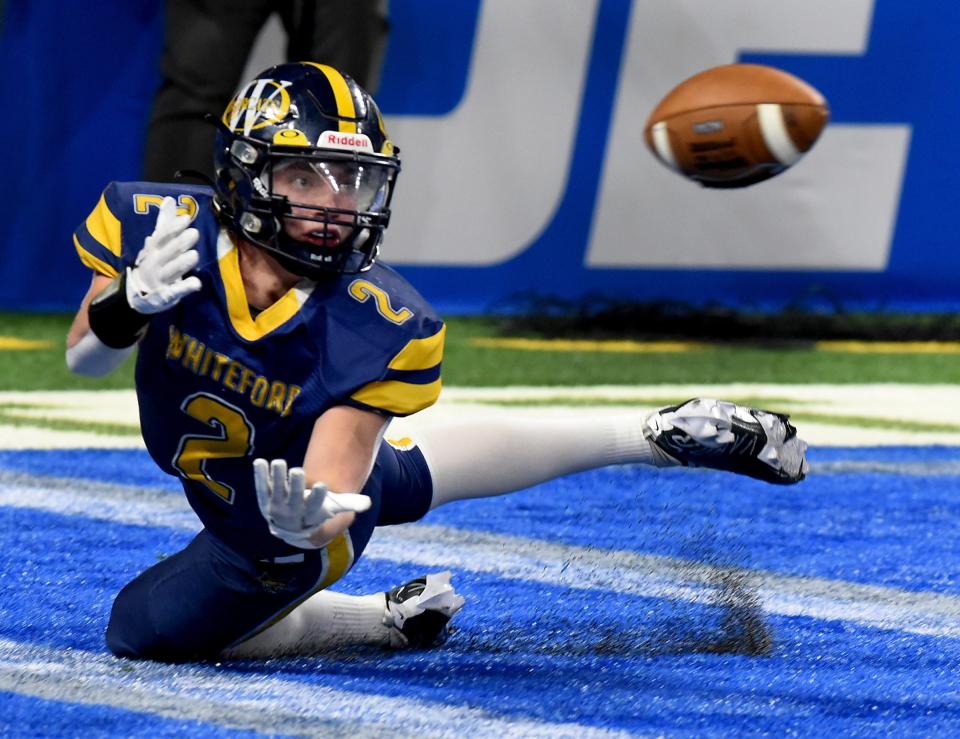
[126,196,202,314]
[253,458,372,549]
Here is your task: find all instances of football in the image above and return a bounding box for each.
[644,63,829,188]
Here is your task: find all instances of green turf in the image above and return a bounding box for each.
[442,317,960,386]
[0,404,140,435]
[0,313,958,391]
[466,398,960,434]
[0,313,136,390]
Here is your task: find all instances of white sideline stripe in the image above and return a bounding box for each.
[0,639,626,739]
[756,103,803,166]
[3,471,960,639]
[6,385,960,447]
[815,460,960,475]
[383,525,960,639]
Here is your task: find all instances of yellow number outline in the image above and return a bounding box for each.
[133,194,199,220]
[172,393,254,504]
[348,279,414,325]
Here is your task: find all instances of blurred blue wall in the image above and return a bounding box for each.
[1,0,956,313]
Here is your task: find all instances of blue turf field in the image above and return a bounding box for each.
[1,447,959,736]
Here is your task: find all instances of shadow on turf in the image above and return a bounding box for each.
[454,564,773,659]
[222,515,773,668]
[491,295,960,343]
[227,565,774,670]
[220,568,772,674]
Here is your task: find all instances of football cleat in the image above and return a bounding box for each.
[643,398,809,485]
[383,571,465,649]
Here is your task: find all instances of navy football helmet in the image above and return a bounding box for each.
[213,62,400,277]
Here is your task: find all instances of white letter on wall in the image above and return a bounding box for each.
[587,0,910,270]
[385,0,598,265]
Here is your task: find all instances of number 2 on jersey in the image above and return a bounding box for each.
[172,393,254,504]
[348,279,413,324]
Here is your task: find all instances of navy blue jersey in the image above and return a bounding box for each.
[74,182,444,579]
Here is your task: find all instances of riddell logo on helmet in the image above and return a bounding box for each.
[319,131,374,152]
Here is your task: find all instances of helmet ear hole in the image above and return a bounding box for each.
[230,141,260,166]
[239,213,264,234]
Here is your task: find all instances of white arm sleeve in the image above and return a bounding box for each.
[65,330,135,377]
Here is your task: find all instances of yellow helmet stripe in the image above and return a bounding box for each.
[303,62,357,133]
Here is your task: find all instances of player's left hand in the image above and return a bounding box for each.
[253,458,371,549]
[126,196,202,315]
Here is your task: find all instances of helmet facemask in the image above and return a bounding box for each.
[212,63,401,279]
[230,143,399,277]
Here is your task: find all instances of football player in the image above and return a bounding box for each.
[66,63,809,663]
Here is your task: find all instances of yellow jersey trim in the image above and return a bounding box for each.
[73,236,120,278]
[85,193,122,257]
[318,533,355,589]
[240,534,355,640]
[304,62,357,133]
[218,241,308,341]
[388,325,446,371]
[351,378,442,416]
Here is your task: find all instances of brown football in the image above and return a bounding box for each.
[644,63,829,188]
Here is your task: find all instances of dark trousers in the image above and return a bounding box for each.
[106,439,432,662]
[143,0,389,182]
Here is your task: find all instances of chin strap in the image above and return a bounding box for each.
[268,225,379,277]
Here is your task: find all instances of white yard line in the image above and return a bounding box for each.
[382,525,960,640]
[0,390,140,423]
[0,427,143,450]
[3,385,960,447]
[2,471,959,640]
[0,390,142,449]
[0,639,628,739]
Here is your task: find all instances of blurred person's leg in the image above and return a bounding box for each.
[144,0,274,182]
[281,0,389,93]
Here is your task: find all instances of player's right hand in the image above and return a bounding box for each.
[253,458,372,549]
[126,196,202,314]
